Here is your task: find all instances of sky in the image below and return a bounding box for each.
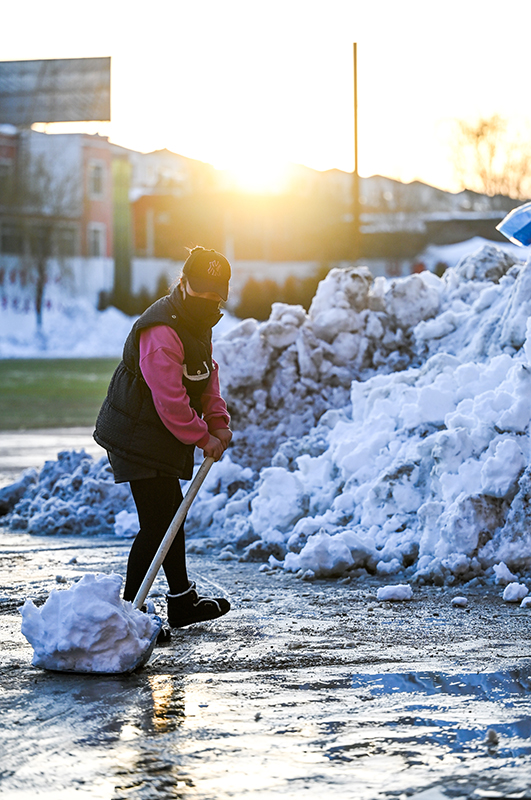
[2,0,530,193]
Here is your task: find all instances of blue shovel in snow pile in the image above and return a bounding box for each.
[496,202,531,246]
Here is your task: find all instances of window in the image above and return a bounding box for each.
[87,223,106,257]
[57,226,78,257]
[29,225,52,258]
[0,160,13,197]
[88,160,106,199]
[0,223,23,255]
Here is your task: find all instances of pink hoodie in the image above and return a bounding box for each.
[139,324,230,449]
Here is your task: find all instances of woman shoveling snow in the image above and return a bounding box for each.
[21,247,233,672]
[94,246,233,632]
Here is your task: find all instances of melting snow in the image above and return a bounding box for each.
[376,584,413,601]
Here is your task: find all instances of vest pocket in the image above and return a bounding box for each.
[183,361,211,381]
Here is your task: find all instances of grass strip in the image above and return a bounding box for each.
[0,359,118,430]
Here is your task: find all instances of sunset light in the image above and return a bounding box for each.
[3,3,531,797]
[223,157,291,194]
[4,0,529,194]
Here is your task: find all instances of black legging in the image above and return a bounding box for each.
[123,476,190,601]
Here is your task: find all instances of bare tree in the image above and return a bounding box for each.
[2,139,79,328]
[451,114,531,199]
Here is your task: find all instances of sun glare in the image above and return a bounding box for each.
[223,158,291,195]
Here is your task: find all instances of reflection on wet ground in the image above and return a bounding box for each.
[1,430,531,798]
[0,427,104,487]
[2,664,531,799]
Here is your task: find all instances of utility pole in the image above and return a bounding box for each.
[352,43,360,264]
[112,157,133,311]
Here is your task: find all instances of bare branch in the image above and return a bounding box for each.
[451,114,531,199]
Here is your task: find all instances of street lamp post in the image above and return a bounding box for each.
[352,42,360,264]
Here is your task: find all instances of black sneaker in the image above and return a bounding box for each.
[166,581,231,628]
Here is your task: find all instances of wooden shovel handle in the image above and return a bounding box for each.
[132,457,215,610]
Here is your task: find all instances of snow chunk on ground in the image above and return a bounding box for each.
[502,582,529,603]
[114,510,139,538]
[284,530,355,577]
[451,596,468,607]
[493,562,518,585]
[20,573,159,673]
[377,584,413,601]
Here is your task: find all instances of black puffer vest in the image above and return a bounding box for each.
[94,291,217,480]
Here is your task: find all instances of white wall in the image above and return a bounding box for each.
[1,254,326,313]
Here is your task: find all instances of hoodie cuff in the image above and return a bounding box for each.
[207,416,230,433]
[196,431,211,449]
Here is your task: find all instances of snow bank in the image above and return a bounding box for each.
[199,244,531,584]
[3,450,133,535]
[219,266,442,467]
[0,447,253,539]
[0,298,237,358]
[20,573,159,673]
[5,242,531,588]
[0,300,134,358]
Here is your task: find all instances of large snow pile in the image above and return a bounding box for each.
[191,244,531,584]
[4,243,531,587]
[219,265,442,466]
[20,572,159,673]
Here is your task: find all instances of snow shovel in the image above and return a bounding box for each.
[26,457,215,676]
[108,455,216,673]
[123,455,216,671]
[132,455,215,612]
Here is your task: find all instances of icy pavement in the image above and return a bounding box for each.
[0,427,104,488]
[1,535,531,798]
[1,432,531,799]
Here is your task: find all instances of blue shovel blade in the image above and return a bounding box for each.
[497,202,531,246]
[42,615,163,675]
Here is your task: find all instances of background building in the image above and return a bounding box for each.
[0,127,523,319]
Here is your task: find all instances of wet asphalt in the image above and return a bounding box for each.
[0,430,531,799]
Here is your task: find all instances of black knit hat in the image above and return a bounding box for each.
[182,247,231,301]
